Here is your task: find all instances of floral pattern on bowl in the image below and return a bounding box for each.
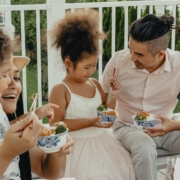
[132,114,156,129]
[97,109,118,124]
[37,128,68,153]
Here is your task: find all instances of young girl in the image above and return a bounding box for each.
[49,9,135,180]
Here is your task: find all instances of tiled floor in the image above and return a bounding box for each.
[33,171,166,180]
[158,169,166,180]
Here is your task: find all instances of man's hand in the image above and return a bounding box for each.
[110,77,121,96]
[145,115,179,137]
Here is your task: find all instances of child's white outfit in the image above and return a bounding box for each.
[0,104,20,180]
[62,80,135,180]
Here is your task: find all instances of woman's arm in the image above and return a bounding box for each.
[9,114,27,125]
[0,146,12,177]
[30,135,73,179]
[0,113,43,177]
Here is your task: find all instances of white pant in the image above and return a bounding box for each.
[113,121,180,180]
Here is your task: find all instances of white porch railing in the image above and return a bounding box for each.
[0,0,179,112]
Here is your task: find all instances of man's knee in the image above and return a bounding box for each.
[115,127,156,155]
[131,134,156,152]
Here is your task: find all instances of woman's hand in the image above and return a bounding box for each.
[88,117,114,128]
[35,103,59,122]
[50,122,73,156]
[0,112,43,160]
[53,135,74,157]
[145,115,179,137]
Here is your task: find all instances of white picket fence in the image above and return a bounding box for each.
[0,0,179,112]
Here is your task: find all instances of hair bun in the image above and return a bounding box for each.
[160,15,174,27]
[0,28,5,39]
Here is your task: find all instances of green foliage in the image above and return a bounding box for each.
[86,0,98,2]
[103,8,111,61]
[174,100,180,113]
[129,6,137,26]
[116,7,123,51]
[66,0,106,3]
[105,28,112,59]
[117,9,124,50]
[12,0,48,99]
[175,6,180,51]
[66,0,79,3]
[12,0,45,4]
[142,6,156,17]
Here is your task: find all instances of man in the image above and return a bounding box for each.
[101,14,180,180]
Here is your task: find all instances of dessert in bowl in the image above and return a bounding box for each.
[37,124,68,153]
[96,104,118,124]
[132,111,156,129]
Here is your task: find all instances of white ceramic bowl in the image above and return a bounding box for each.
[37,125,68,153]
[97,108,119,124]
[132,114,156,129]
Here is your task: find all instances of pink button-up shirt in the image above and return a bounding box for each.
[101,49,180,125]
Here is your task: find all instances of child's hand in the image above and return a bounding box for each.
[0,112,43,160]
[109,77,121,96]
[88,117,114,128]
[35,103,59,122]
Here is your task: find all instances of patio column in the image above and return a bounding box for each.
[46,0,66,95]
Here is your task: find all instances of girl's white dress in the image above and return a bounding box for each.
[63,80,135,180]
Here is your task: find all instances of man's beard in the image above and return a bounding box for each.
[134,61,144,69]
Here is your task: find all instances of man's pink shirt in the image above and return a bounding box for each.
[101,49,180,125]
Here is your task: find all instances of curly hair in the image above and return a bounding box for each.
[0,28,13,63]
[50,8,105,67]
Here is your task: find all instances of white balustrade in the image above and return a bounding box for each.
[0,0,179,111]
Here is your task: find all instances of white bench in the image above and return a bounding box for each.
[157,113,180,170]
[157,149,180,169]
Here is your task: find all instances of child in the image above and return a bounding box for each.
[49,8,135,180]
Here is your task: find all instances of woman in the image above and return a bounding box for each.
[1,56,73,180]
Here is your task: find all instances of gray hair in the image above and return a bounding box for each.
[144,33,170,55]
